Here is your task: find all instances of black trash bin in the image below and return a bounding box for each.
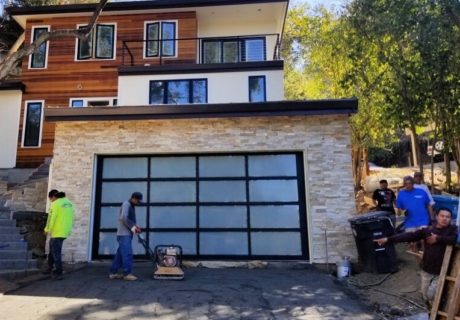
[349,211,398,273]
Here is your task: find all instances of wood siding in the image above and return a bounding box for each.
[17,11,197,167]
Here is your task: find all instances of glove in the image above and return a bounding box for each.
[131,226,141,234]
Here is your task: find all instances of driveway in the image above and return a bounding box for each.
[0,263,377,320]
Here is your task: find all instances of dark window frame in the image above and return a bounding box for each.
[76,23,115,60]
[30,26,49,69]
[22,101,44,148]
[149,78,208,105]
[92,152,308,261]
[248,75,266,102]
[201,37,266,64]
[144,21,177,58]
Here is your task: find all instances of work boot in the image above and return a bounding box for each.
[109,273,123,280]
[123,274,138,281]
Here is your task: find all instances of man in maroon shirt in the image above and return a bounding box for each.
[374,208,458,307]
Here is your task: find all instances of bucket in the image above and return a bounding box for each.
[336,257,351,279]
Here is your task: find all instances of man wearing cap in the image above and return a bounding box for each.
[109,192,143,281]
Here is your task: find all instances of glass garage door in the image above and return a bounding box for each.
[93,153,308,260]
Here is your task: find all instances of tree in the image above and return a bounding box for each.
[0,0,107,82]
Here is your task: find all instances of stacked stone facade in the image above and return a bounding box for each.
[49,114,357,263]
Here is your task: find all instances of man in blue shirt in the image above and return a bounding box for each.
[396,176,433,232]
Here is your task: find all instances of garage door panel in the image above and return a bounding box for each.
[150,206,196,228]
[200,232,248,255]
[103,157,148,178]
[249,180,299,202]
[98,232,145,255]
[199,181,246,202]
[200,206,247,228]
[150,157,196,178]
[150,181,196,202]
[250,205,300,228]
[150,232,196,255]
[100,206,147,228]
[251,232,302,255]
[101,182,148,203]
[248,154,297,177]
[199,155,245,177]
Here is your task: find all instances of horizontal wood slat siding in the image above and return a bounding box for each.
[17,11,197,167]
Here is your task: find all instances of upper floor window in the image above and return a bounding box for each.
[149,79,207,104]
[202,37,266,64]
[29,26,50,69]
[249,76,266,102]
[70,97,117,107]
[76,23,116,60]
[144,21,177,58]
[22,101,44,148]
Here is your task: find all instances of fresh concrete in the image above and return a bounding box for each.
[0,264,378,320]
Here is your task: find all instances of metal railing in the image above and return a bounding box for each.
[121,33,281,67]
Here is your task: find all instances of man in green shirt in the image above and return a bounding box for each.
[44,190,74,280]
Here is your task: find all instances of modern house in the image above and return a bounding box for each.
[3,0,358,264]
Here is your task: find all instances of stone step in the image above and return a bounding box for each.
[0,226,19,234]
[0,219,15,227]
[0,242,27,250]
[0,259,37,270]
[0,234,22,241]
[0,250,31,260]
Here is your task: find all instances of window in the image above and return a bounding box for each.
[149,79,207,105]
[144,21,176,58]
[76,24,115,60]
[22,101,44,147]
[30,26,49,69]
[202,37,265,64]
[249,76,266,102]
[70,97,117,107]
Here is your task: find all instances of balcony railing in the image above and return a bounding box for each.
[121,34,281,67]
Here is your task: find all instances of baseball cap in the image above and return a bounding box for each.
[131,192,143,202]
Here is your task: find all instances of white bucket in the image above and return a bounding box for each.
[336,257,351,279]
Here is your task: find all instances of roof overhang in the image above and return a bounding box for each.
[0,81,26,92]
[6,0,289,33]
[45,99,358,122]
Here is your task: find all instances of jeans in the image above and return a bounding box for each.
[110,235,133,275]
[48,238,65,275]
[420,270,438,307]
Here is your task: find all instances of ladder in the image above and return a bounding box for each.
[430,245,460,320]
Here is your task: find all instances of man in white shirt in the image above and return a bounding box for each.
[414,172,435,207]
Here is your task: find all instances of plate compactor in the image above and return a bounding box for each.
[137,234,185,280]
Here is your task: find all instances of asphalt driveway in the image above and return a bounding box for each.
[0,263,377,320]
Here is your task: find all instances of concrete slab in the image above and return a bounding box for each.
[0,263,378,320]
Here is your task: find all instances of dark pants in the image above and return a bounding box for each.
[48,238,65,275]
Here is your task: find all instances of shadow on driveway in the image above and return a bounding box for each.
[0,263,378,320]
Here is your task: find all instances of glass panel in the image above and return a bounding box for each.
[192,80,207,104]
[251,232,301,255]
[243,38,265,61]
[250,205,300,228]
[167,80,190,104]
[248,154,297,177]
[31,27,47,68]
[151,157,196,178]
[101,182,147,203]
[78,25,92,59]
[249,76,265,102]
[149,81,165,104]
[23,102,42,147]
[71,100,84,108]
[98,232,145,255]
[150,206,196,228]
[161,22,175,56]
[150,181,196,203]
[199,156,245,177]
[203,41,221,64]
[223,41,239,63]
[200,181,246,202]
[200,206,247,228]
[146,23,159,57]
[95,24,114,59]
[150,232,196,255]
[249,180,298,202]
[103,157,148,178]
[200,232,248,255]
[100,206,147,229]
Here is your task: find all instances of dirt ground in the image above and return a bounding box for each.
[345,243,427,319]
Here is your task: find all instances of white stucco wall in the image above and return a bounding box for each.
[118,70,284,106]
[0,90,22,168]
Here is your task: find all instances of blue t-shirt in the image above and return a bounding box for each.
[396,188,430,228]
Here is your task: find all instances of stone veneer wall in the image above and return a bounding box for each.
[49,115,357,263]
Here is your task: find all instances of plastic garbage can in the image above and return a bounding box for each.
[349,211,398,273]
[432,194,459,221]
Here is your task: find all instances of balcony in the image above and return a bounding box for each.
[121,34,281,67]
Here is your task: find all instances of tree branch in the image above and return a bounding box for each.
[0,0,108,83]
